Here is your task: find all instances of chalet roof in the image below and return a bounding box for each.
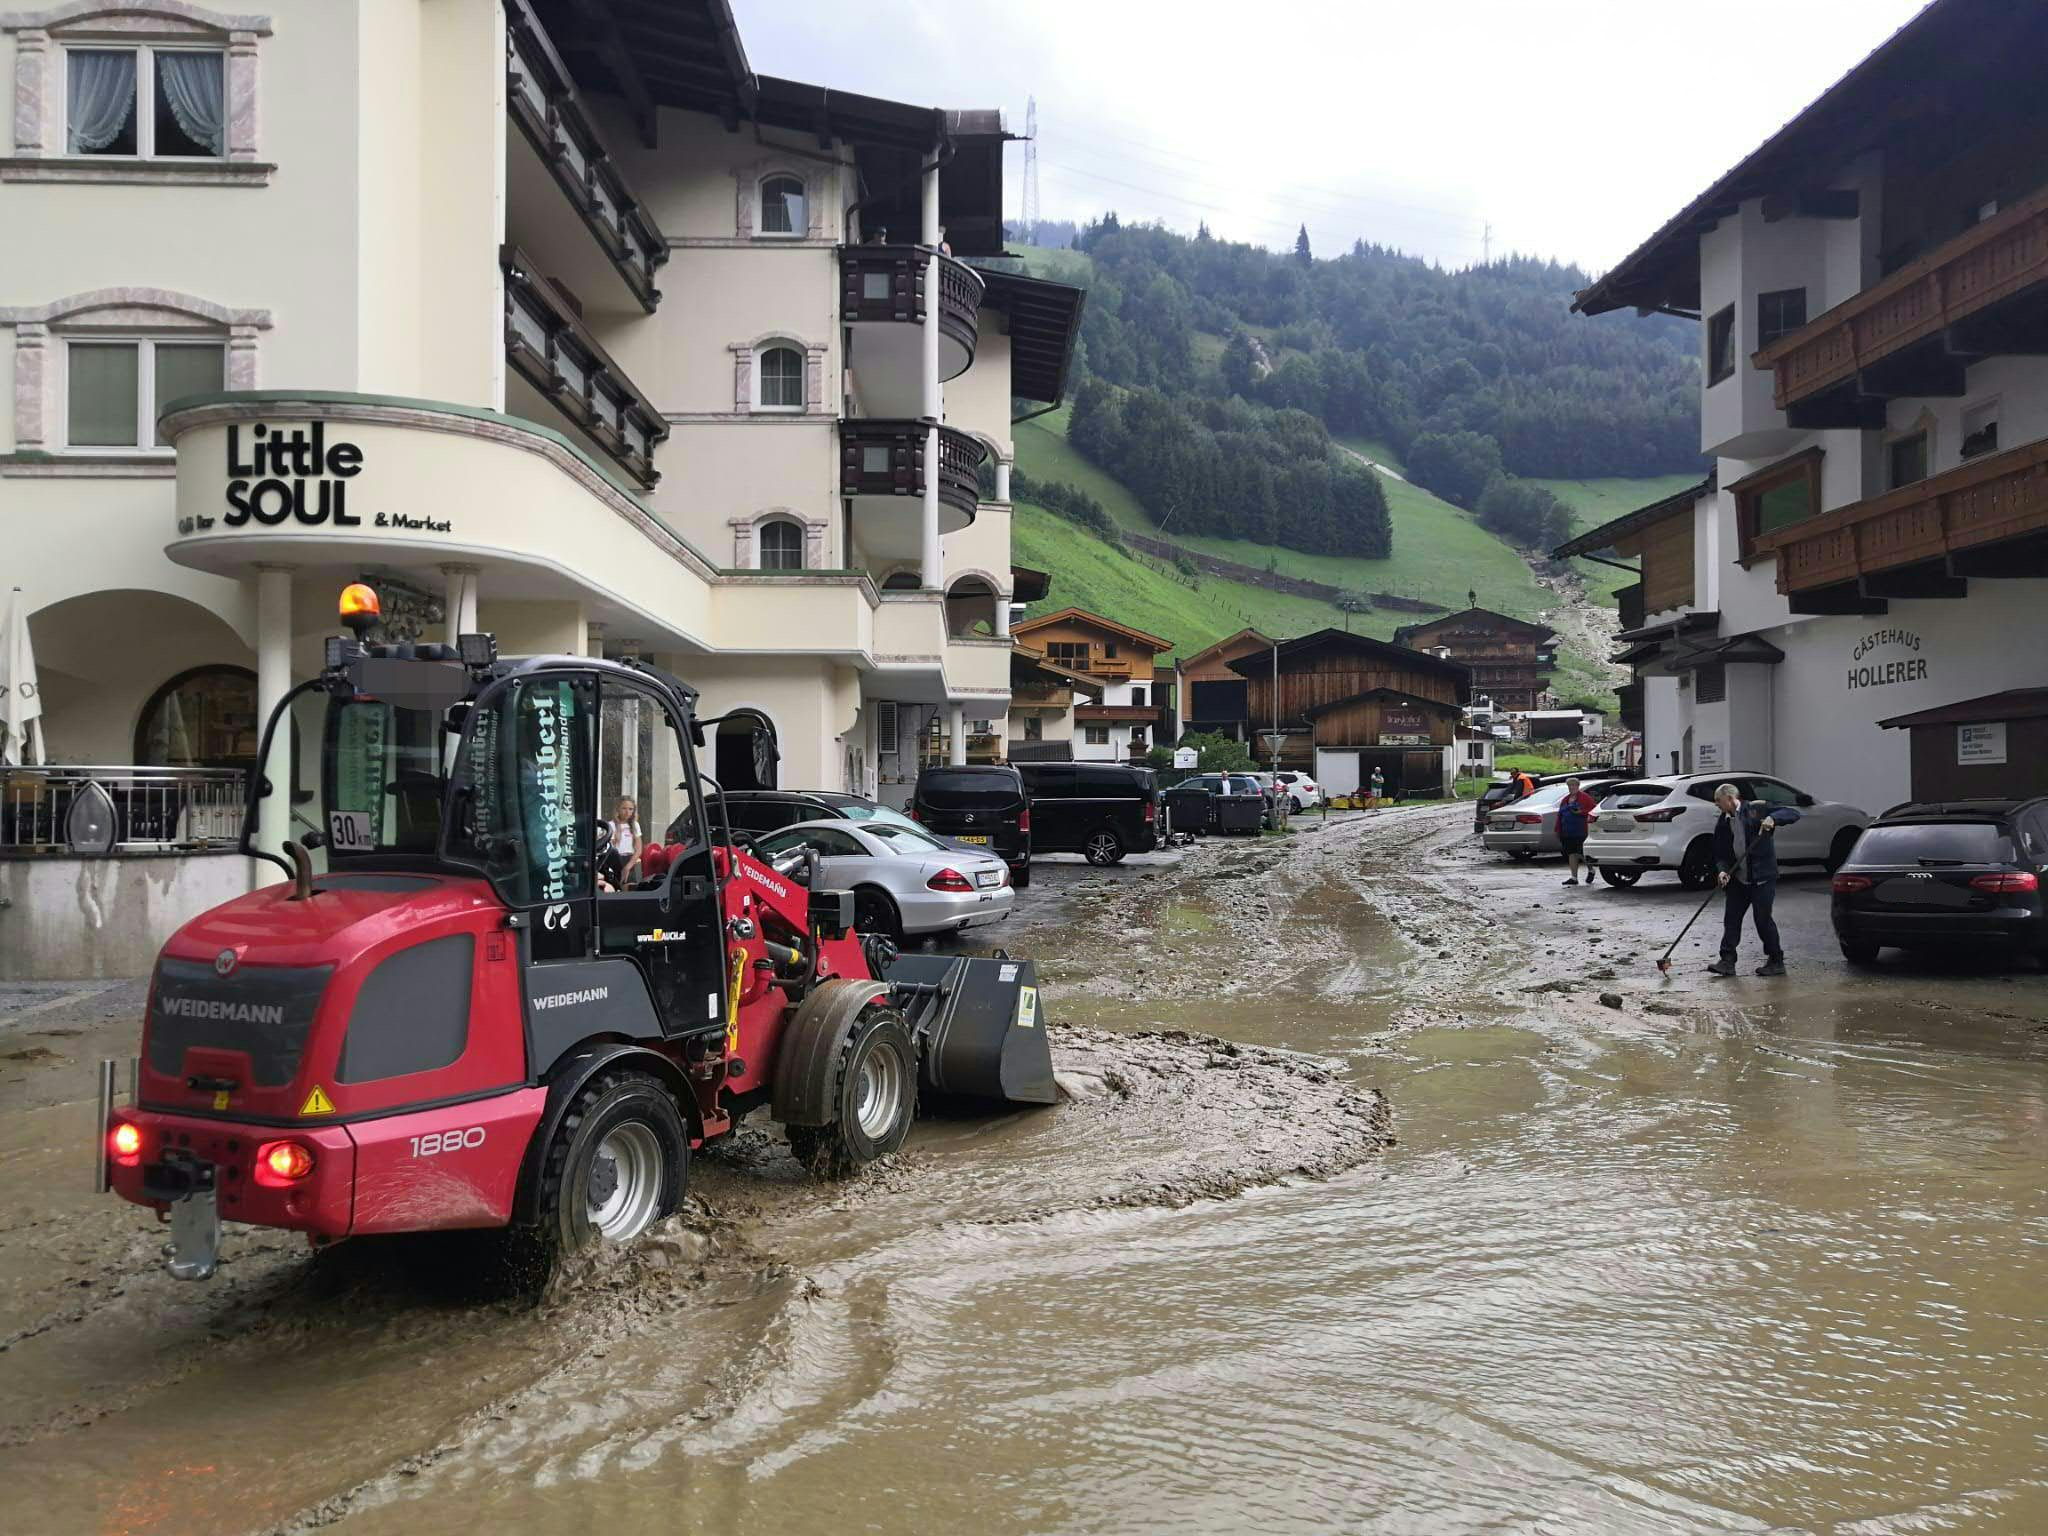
[1176,627,1275,670]
[1552,474,1714,561]
[1879,688,2048,730]
[975,269,1087,403]
[1571,0,2040,318]
[1393,607,1556,644]
[1011,606,1173,652]
[1300,688,1465,723]
[1225,628,1470,683]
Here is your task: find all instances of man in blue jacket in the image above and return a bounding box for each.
[1706,782,1801,977]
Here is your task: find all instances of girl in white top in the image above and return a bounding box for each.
[608,798,642,884]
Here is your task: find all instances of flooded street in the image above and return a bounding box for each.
[6,804,2048,1533]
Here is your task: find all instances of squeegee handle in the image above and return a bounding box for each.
[1656,825,1772,967]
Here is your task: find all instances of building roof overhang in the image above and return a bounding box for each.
[1572,0,2041,318]
[1393,606,1557,644]
[1177,626,1276,671]
[975,268,1088,403]
[1012,606,1173,652]
[1226,628,1471,684]
[1878,687,2048,730]
[1552,474,1715,561]
[1613,610,1721,646]
[1011,564,1052,603]
[1666,633,1787,671]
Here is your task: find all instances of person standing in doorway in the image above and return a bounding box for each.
[607,797,642,887]
[1556,775,1598,886]
[1706,782,1801,976]
[1369,766,1386,808]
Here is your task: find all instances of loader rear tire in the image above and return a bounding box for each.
[536,1069,688,1251]
[786,1006,916,1179]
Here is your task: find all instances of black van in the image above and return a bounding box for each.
[1017,762,1159,865]
[912,764,1032,887]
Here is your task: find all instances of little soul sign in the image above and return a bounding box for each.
[175,423,454,537]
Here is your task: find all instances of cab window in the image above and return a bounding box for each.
[598,682,700,888]
[447,673,596,905]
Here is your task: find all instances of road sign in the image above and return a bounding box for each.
[1261,732,1288,751]
[1172,746,1198,769]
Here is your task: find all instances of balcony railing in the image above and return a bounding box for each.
[2,766,245,856]
[838,420,986,521]
[1757,185,2048,418]
[1756,435,2048,595]
[1009,683,1074,708]
[503,246,668,488]
[839,245,984,377]
[504,0,667,312]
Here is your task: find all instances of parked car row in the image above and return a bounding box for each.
[1475,768,2048,968]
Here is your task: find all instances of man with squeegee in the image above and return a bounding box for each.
[1706,782,1800,978]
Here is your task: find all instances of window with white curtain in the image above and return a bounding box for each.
[757,345,804,410]
[759,175,806,236]
[758,519,804,570]
[65,338,224,449]
[65,46,225,158]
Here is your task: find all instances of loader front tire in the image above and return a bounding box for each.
[786,1006,916,1179]
[536,1069,689,1251]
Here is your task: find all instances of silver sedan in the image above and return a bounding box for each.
[750,818,1014,941]
[1481,781,1617,860]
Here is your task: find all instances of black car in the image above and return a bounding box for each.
[1831,798,2048,967]
[911,765,1032,887]
[1472,781,1520,833]
[1017,762,1159,865]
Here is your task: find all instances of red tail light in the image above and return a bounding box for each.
[254,1139,316,1186]
[1634,807,1686,823]
[1514,814,1542,825]
[1143,800,1156,823]
[1832,873,1873,893]
[109,1121,143,1167]
[908,807,921,822]
[1970,871,2039,894]
[928,868,974,892]
[1018,807,1031,834]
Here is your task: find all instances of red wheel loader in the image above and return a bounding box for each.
[97,585,1055,1279]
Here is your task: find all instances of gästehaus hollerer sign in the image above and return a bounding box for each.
[176,423,454,537]
[1847,627,1926,691]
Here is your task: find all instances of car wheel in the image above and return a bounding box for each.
[1291,796,1307,813]
[1840,940,1880,966]
[1508,850,1535,863]
[1599,868,1642,889]
[1084,828,1125,865]
[535,1070,689,1252]
[1825,828,1860,875]
[1011,862,1031,890]
[1678,837,1717,890]
[853,885,903,943]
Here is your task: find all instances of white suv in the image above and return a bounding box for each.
[1274,771,1322,811]
[1583,772,1870,890]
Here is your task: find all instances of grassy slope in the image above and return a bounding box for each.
[1533,473,1700,603]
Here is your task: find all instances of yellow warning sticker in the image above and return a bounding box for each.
[212,1090,230,1111]
[298,1084,336,1116]
[1015,985,1039,1029]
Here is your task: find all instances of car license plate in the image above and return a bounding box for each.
[974,868,1000,887]
[958,834,990,845]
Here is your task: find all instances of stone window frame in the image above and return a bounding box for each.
[3,1,271,185]
[727,507,827,570]
[732,156,827,241]
[727,332,829,415]
[0,287,268,475]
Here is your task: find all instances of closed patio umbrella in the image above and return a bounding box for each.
[1,587,43,766]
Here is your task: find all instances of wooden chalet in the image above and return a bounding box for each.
[1393,602,1558,712]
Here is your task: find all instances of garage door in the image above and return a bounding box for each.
[1316,749,1360,797]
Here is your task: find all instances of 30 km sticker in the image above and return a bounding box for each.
[409,1128,486,1157]
[327,810,374,850]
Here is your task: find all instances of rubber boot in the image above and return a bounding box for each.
[1706,958,1737,977]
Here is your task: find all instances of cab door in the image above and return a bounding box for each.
[593,679,728,1037]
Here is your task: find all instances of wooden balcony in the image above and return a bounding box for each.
[502,246,668,488]
[1008,683,1074,710]
[839,245,984,381]
[505,0,667,312]
[838,420,986,526]
[1756,186,2048,427]
[1755,436,2048,607]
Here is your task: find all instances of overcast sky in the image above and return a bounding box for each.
[743,0,1929,273]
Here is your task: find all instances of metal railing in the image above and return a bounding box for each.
[838,420,987,522]
[504,0,667,311]
[503,244,669,489]
[1,766,246,856]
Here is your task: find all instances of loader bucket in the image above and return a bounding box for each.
[882,952,1057,1108]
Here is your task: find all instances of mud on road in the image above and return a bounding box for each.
[8,805,2048,1534]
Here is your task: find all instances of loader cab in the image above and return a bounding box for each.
[246,584,770,1047]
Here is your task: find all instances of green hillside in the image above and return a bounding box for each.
[1534,473,1700,602]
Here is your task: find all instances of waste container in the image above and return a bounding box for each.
[1214,793,1264,835]
[1163,783,1215,836]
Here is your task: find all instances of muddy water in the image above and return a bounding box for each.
[6,807,2048,1533]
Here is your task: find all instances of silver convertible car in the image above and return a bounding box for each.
[749,818,1014,942]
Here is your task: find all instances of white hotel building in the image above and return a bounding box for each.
[1564,0,2048,815]
[0,0,1082,976]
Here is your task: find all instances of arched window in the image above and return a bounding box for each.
[758,518,804,570]
[881,571,922,591]
[134,665,255,768]
[759,174,806,236]
[757,344,804,409]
